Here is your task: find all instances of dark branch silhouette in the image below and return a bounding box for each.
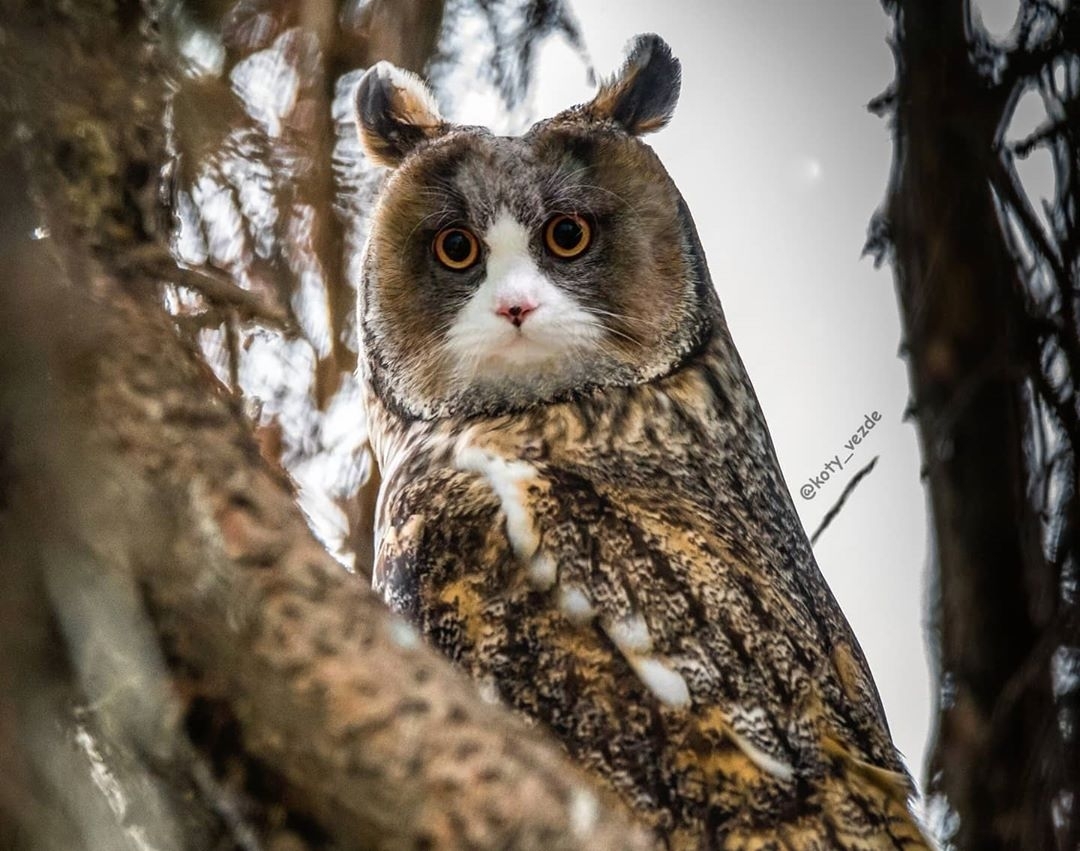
[810,456,880,546]
[876,1,1080,847]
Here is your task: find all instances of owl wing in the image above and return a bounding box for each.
[374,419,928,850]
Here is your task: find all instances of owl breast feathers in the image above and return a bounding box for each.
[355,34,930,850]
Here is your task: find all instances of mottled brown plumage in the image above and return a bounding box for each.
[355,35,930,850]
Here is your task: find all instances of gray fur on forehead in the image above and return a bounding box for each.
[389,125,642,232]
[444,137,551,227]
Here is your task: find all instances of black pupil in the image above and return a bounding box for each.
[442,231,472,263]
[552,218,583,251]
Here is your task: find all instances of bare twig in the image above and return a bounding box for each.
[120,244,290,328]
[810,456,880,546]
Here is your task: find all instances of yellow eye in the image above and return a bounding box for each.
[544,214,592,259]
[433,227,480,270]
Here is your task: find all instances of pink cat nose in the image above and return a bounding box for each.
[496,300,537,327]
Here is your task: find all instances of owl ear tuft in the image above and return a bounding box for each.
[588,34,681,136]
[355,62,446,167]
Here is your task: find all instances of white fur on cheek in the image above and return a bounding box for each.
[444,210,602,385]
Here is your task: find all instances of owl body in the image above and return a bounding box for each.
[356,37,929,850]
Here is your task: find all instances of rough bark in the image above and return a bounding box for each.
[880,1,1080,848]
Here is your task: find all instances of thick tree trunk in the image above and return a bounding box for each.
[884,1,1077,847]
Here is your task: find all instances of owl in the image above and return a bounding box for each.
[354,34,930,851]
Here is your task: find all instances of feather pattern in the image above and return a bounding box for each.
[366,318,929,849]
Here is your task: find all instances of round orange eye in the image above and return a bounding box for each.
[544,214,591,259]
[433,227,480,270]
